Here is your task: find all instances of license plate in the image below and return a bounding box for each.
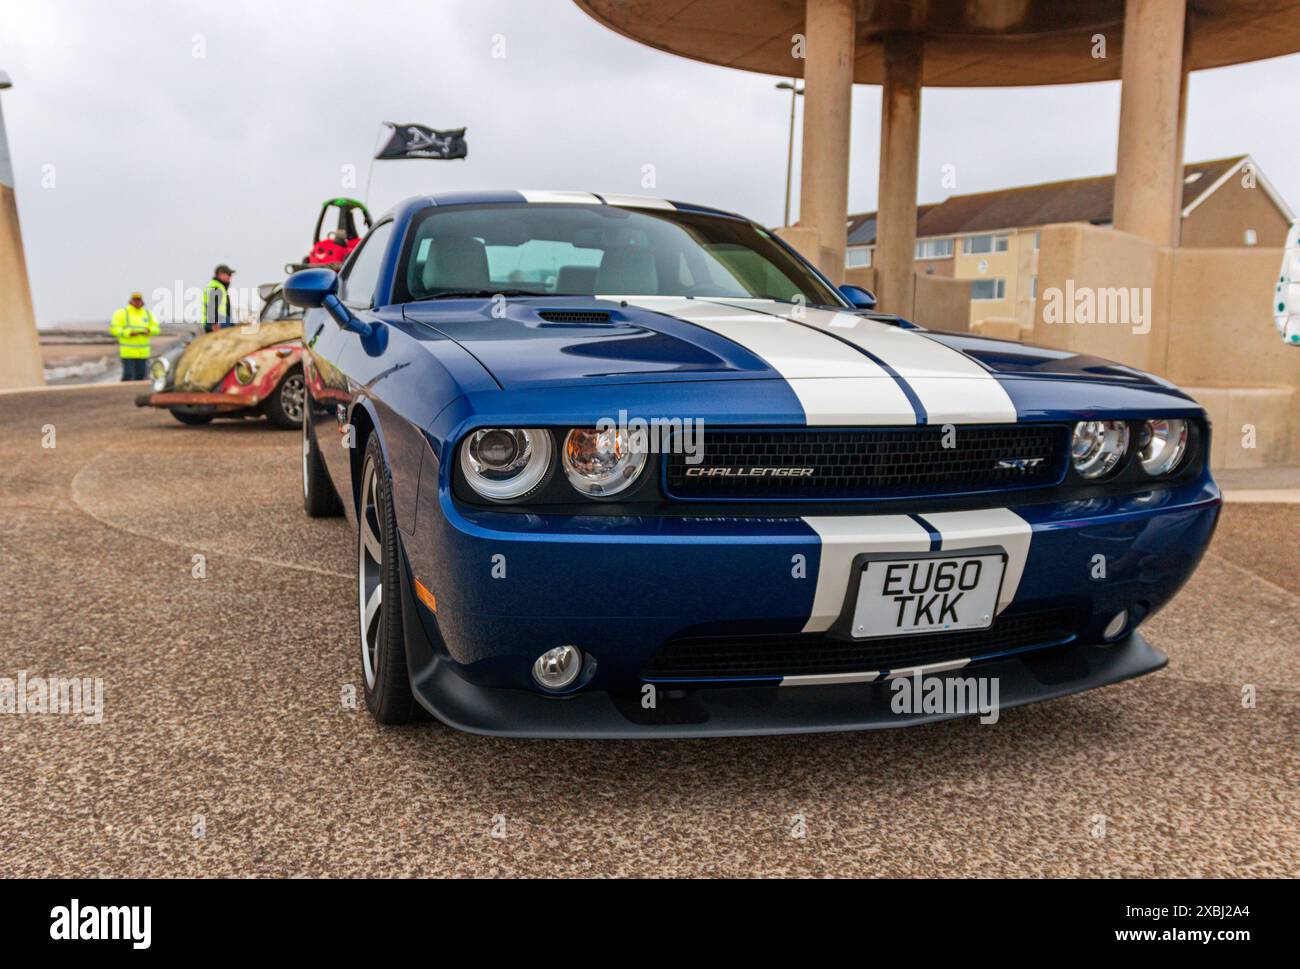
[850,552,1007,639]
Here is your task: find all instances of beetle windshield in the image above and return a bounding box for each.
[396,203,845,307]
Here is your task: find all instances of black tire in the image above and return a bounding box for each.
[171,410,213,426]
[358,435,421,724]
[302,415,343,518]
[264,366,305,429]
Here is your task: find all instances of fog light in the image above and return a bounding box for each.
[1103,611,1128,641]
[532,645,583,691]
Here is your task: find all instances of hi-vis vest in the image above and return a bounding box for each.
[204,279,230,331]
[109,305,160,359]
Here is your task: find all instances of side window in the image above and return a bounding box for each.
[340,222,394,308]
[259,296,284,323]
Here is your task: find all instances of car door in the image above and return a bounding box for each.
[306,220,394,502]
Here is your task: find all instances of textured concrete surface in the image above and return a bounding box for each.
[0,383,1296,877]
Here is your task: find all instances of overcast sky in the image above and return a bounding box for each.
[2,0,1298,324]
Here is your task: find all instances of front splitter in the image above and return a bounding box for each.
[412,632,1167,739]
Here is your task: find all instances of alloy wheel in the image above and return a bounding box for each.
[280,372,306,424]
[358,458,384,690]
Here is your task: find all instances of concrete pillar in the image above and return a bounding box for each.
[873,33,923,319]
[1114,0,1187,248]
[796,0,855,282]
[0,92,43,391]
[1170,17,1192,246]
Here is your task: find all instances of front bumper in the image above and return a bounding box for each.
[410,626,1166,738]
[135,390,262,411]
[398,474,1219,736]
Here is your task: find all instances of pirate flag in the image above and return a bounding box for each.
[375,123,468,161]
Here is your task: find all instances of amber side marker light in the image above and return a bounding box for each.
[414,579,437,613]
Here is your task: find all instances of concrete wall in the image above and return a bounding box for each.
[0,184,43,390]
[1162,247,1300,386]
[842,265,876,293]
[1032,222,1300,468]
[1031,223,1163,373]
[842,265,971,332]
[915,272,972,333]
[775,225,820,268]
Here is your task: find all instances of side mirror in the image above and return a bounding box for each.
[284,268,369,335]
[284,268,339,309]
[839,284,877,310]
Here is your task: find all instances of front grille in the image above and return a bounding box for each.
[642,608,1078,680]
[536,310,612,324]
[665,425,1066,500]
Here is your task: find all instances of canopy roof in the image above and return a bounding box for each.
[575,0,1300,87]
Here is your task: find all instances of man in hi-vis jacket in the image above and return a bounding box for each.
[109,291,160,381]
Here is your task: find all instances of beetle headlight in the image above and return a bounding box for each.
[1071,420,1129,479]
[562,427,647,497]
[233,357,258,385]
[1137,419,1189,476]
[460,428,552,501]
[149,357,169,381]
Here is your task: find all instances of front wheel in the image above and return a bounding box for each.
[171,410,213,426]
[264,366,305,429]
[358,435,421,724]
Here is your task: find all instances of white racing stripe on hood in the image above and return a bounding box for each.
[801,507,1033,634]
[713,298,1017,425]
[616,296,917,425]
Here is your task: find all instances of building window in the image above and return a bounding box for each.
[1244,228,1258,246]
[846,247,871,267]
[914,237,954,260]
[970,278,1006,300]
[1033,231,1041,250]
[962,234,1009,255]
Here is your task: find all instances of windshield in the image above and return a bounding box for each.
[395,203,844,306]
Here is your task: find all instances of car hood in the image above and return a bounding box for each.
[404,296,1163,390]
[172,319,302,391]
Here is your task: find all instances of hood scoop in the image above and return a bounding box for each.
[536,309,613,325]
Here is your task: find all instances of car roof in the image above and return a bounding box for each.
[418,189,745,221]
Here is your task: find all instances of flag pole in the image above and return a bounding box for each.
[363,123,390,208]
[363,157,376,208]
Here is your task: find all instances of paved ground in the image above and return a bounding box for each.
[1,383,1296,877]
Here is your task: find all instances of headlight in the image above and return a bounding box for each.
[233,357,258,385]
[1137,419,1188,475]
[149,357,169,381]
[562,427,647,497]
[1071,420,1129,478]
[459,428,552,501]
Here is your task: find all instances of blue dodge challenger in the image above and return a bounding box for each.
[285,190,1220,737]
